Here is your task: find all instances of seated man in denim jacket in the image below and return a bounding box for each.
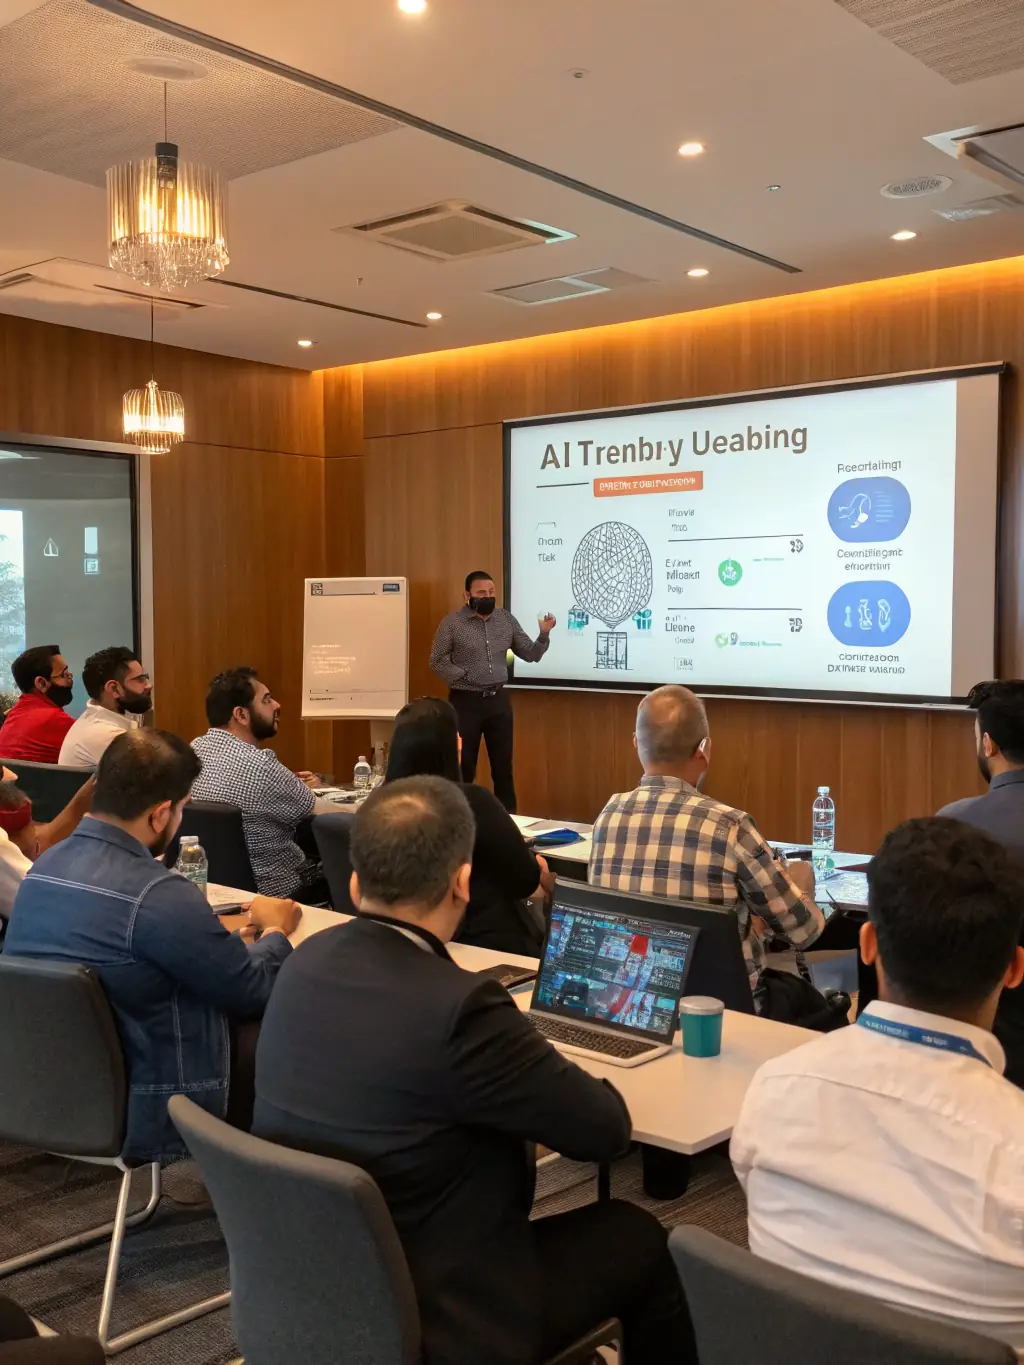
[3,729,298,1163]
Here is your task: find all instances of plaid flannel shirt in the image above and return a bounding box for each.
[589,775,824,1010]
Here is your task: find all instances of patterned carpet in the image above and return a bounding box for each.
[0,1142,746,1362]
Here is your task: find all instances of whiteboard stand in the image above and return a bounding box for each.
[301,577,409,719]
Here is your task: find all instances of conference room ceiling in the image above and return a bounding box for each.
[0,0,1023,370]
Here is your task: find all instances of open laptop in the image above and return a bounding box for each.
[527,889,699,1067]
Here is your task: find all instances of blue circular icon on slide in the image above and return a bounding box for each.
[827,581,911,647]
[827,477,911,543]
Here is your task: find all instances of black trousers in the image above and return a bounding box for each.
[533,1199,696,1365]
[0,1296,103,1363]
[450,689,517,813]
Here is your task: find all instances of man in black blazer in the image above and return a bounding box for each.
[254,776,693,1365]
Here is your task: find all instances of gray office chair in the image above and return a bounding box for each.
[169,1095,621,1365]
[669,1225,1016,1365]
[0,761,90,824]
[312,810,357,914]
[0,958,228,1354]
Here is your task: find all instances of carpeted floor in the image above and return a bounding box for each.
[0,1142,746,1362]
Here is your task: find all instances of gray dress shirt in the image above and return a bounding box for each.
[429,605,549,692]
[938,769,1024,862]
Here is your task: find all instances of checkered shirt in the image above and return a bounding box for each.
[589,775,824,1009]
[190,729,317,897]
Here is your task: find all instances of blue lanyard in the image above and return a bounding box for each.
[857,1013,991,1067]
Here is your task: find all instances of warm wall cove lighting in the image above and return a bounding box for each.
[677,141,705,157]
[687,268,709,278]
[297,339,315,347]
[426,311,443,320]
[891,229,917,241]
[398,0,427,12]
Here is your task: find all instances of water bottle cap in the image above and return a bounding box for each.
[358,755,368,761]
[180,835,198,845]
[817,785,830,795]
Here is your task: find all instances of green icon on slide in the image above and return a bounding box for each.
[718,559,743,587]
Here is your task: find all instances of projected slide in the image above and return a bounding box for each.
[505,370,999,703]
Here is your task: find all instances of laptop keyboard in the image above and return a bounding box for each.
[529,1014,661,1059]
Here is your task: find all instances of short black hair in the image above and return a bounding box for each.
[11,646,61,694]
[386,697,461,784]
[82,646,137,702]
[205,667,259,727]
[350,775,474,911]
[969,680,1024,765]
[465,570,493,594]
[93,730,201,821]
[868,817,1024,1013]
[0,782,29,814]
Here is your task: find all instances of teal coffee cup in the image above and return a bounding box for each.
[680,997,724,1057]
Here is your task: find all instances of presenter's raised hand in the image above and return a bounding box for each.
[538,614,557,635]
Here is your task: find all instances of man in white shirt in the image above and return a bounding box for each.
[59,647,152,768]
[732,816,1024,1352]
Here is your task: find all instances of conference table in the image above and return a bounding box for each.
[213,889,813,1158]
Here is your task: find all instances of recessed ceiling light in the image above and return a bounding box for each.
[687,268,709,278]
[426,311,443,320]
[398,0,427,12]
[678,141,705,157]
[766,184,782,192]
[891,230,917,241]
[297,339,315,348]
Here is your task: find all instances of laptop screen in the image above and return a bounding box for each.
[531,900,698,1042]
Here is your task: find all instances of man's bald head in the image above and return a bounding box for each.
[635,686,709,770]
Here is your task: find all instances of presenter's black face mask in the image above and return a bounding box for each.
[469,595,496,617]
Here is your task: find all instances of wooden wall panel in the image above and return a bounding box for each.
[324,256,1024,843]
[0,312,328,770]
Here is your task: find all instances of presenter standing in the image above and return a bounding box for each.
[429,571,555,813]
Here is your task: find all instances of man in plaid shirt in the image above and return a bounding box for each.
[590,685,824,1015]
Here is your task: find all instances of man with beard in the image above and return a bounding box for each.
[59,646,153,767]
[191,667,334,903]
[0,645,76,763]
[938,680,1024,859]
[938,680,1024,1084]
[3,730,298,1163]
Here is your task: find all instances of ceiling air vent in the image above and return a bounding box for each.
[490,267,653,306]
[934,192,1024,220]
[340,201,574,261]
[0,258,215,315]
[880,175,952,199]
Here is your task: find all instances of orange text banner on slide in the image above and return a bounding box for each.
[594,471,704,498]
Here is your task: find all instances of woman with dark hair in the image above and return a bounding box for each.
[385,697,551,954]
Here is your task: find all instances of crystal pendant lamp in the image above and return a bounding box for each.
[107,83,228,291]
[123,302,185,455]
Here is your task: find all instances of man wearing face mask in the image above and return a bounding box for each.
[429,571,555,813]
[0,645,76,764]
[590,685,825,1020]
[58,646,153,768]
[3,729,299,1163]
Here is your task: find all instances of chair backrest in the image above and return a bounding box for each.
[169,1095,419,1365]
[669,1226,1016,1365]
[313,811,357,914]
[1,759,91,824]
[163,801,257,893]
[0,958,126,1158]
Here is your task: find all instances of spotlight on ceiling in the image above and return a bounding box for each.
[687,268,709,278]
[677,141,705,157]
[891,229,917,241]
[426,311,443,320]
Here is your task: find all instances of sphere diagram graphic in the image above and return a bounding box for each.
[571,521,654,629]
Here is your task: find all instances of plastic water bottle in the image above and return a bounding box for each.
[353,755,372,790]
[812,786,836,877]
[176,835,209,898]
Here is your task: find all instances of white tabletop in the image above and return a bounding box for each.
[212,889,814,1156]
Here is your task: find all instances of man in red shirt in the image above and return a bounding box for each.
[1,646,76,764]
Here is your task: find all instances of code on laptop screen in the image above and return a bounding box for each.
[535,904,696,1038]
